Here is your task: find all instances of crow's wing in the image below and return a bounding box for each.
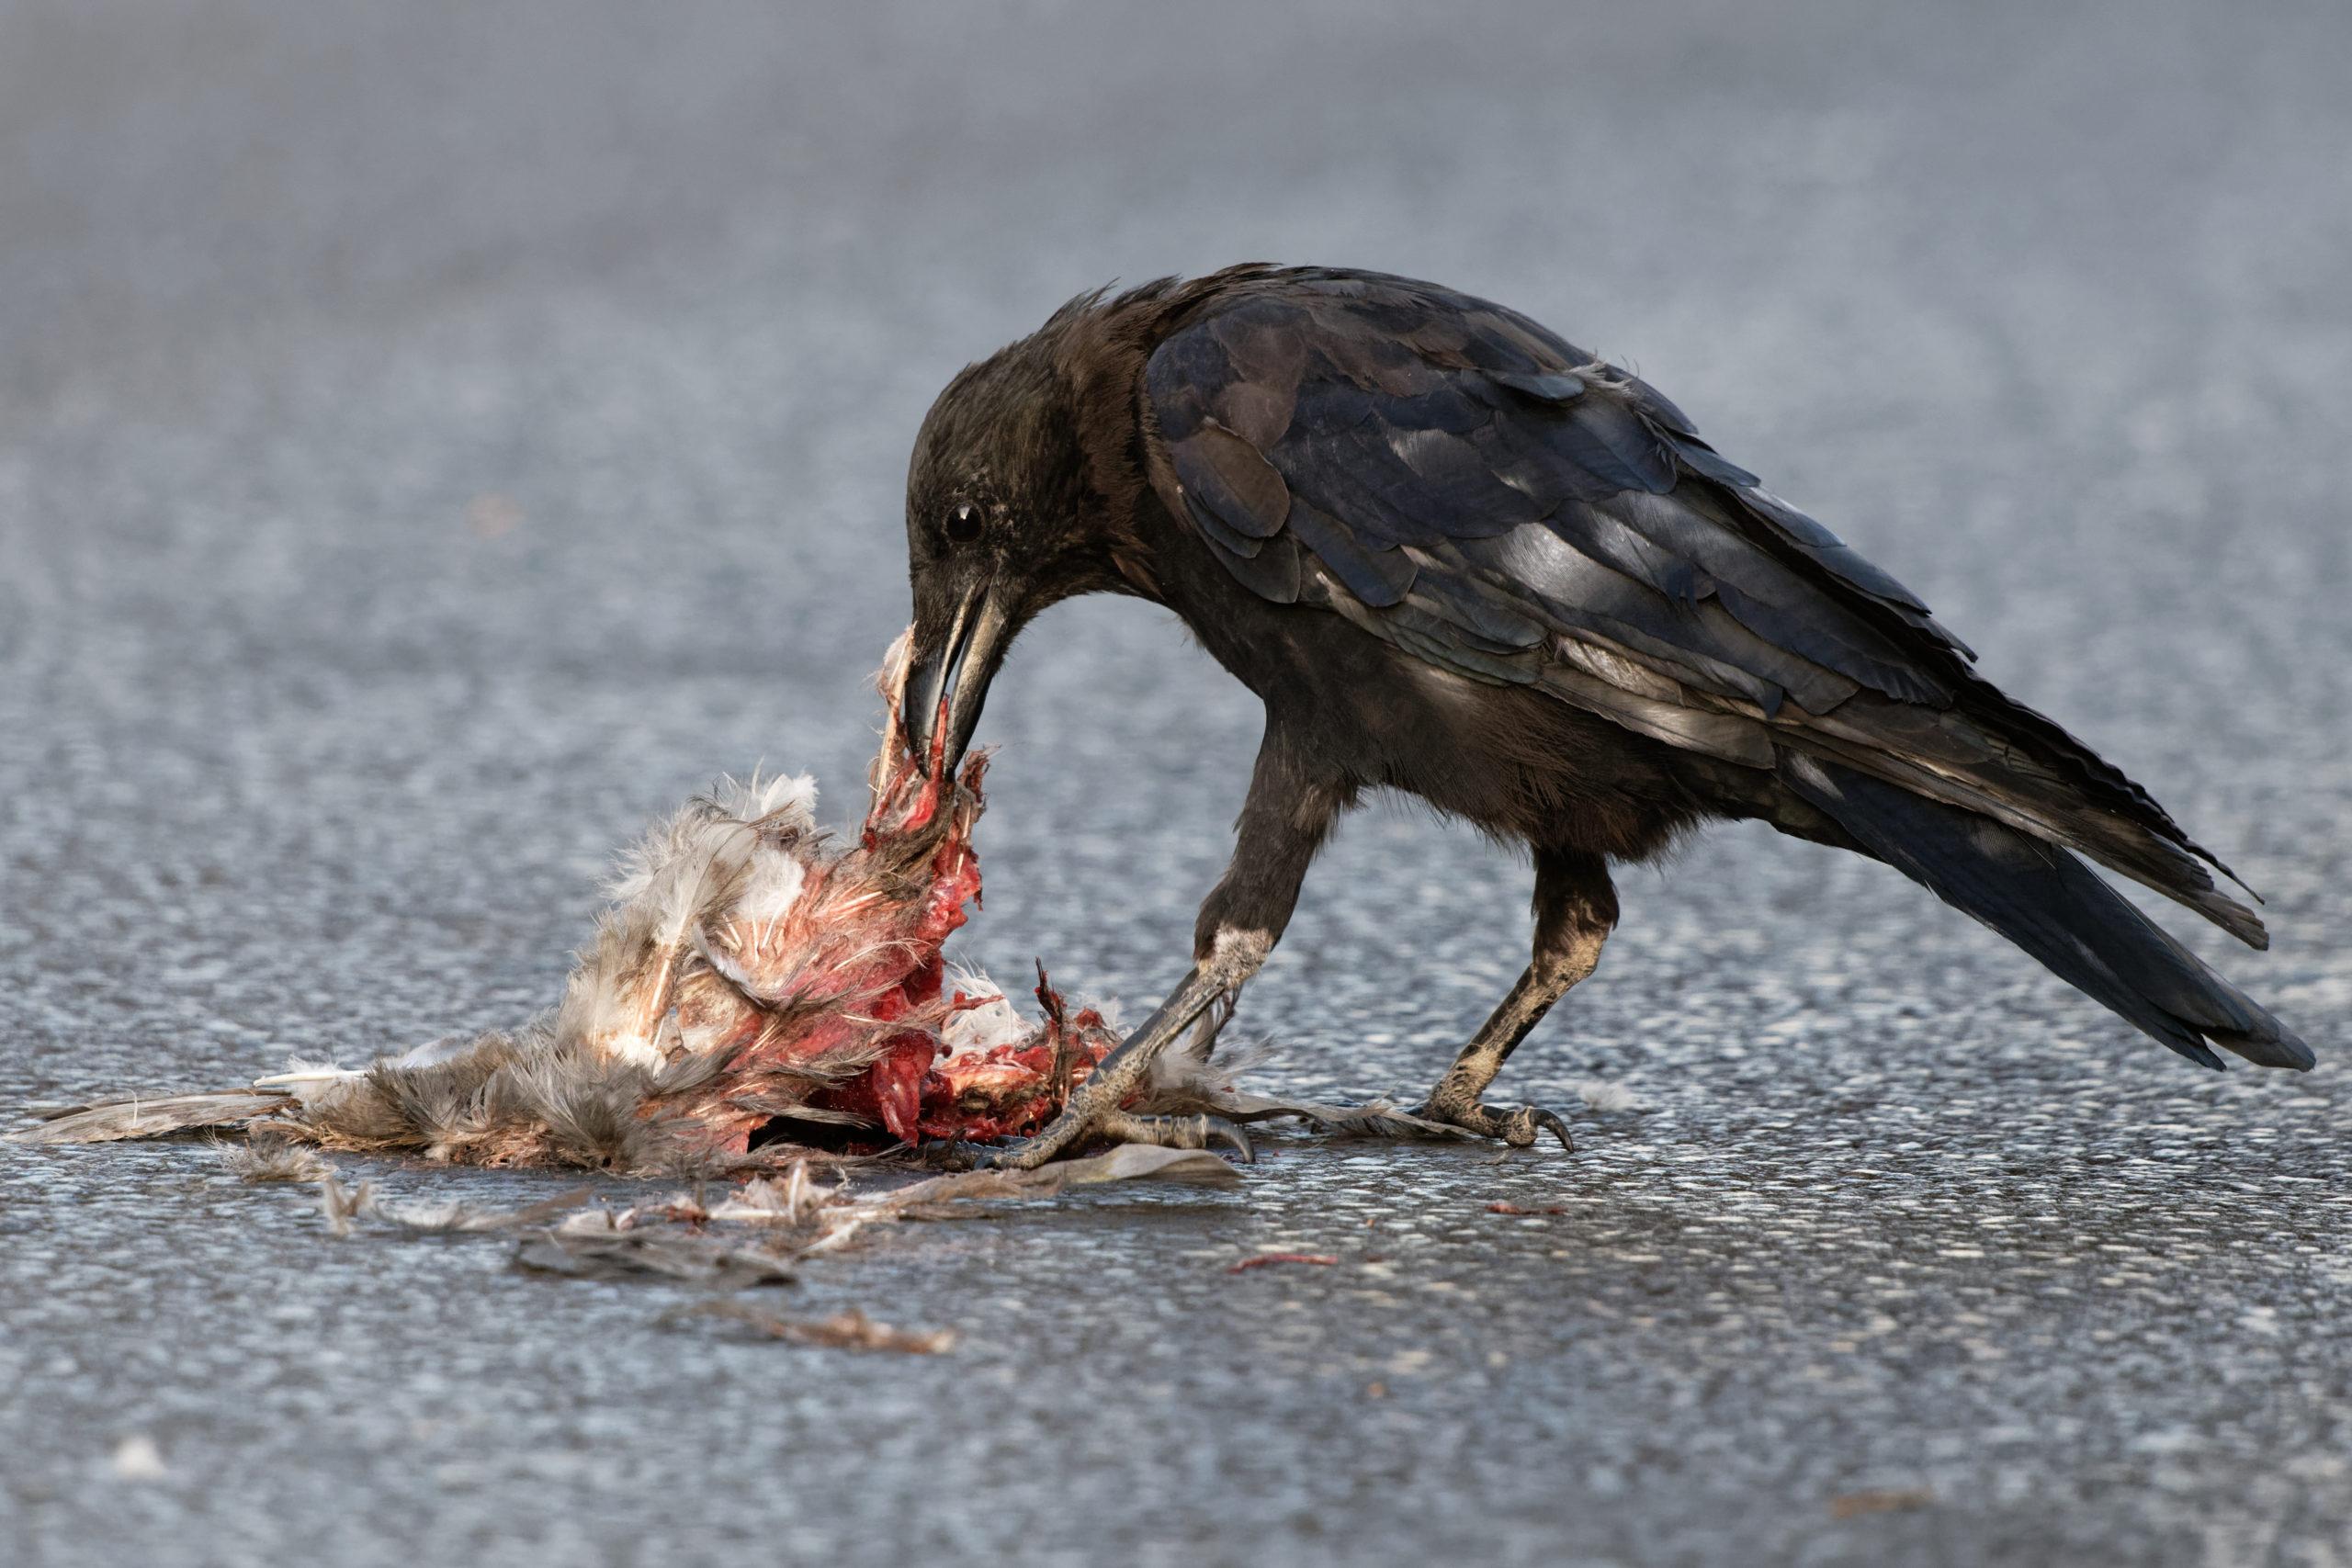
[1143,267,2261,944]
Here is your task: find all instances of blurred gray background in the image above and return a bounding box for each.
[2,3,2347,1565]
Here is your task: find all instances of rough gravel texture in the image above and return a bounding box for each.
[3,4,2347,1565]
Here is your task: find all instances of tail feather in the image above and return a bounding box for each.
[1781,752,2311,1070]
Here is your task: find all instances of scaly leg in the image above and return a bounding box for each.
[1412,846,1618,1151]
[975,719,1351,1170]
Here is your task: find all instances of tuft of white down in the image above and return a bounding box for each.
[1566,1077,1641,1114]
[708,771,819,837]
[605,814,714,931]
[605,771,821,945]
[937,964,1033,1055]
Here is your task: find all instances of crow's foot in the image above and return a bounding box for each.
[1210,1094,1570,1150]
[1406,1093,1574,1152]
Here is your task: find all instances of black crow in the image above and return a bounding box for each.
[899,264,2309,1168]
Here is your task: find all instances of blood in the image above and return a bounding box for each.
[798,748,1114,1147]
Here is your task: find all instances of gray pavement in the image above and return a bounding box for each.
[3,3,2348,1563]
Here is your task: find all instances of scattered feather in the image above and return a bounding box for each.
[515,1231,798,1286]
[220,1134,330,1183]
[319,1175,374,1239]
[109,1435,169,1482]
[1566,1078,1641,1114]
[1828,1489,1935,1520]
[668,1299,955,1355]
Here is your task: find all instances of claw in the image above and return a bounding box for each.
[1517,1106,1574,1154]
[1207,1116,1256,1164]
[922,1140,1004,1172]
[1391,1096,1577,1153]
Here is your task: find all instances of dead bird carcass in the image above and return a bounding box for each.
[13,638,1280,1171]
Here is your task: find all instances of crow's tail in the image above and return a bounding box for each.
[1780,753,2312,1070]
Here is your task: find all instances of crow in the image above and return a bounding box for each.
[899,264,2309,1168]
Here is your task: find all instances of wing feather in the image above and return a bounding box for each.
[1170,424,1291,538]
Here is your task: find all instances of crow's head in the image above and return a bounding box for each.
[900,309,1136,775]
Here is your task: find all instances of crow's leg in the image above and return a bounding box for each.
[974,722,1349,1170]
[1411,847,1617,1151]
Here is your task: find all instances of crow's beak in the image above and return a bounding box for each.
[904,586,1011,777]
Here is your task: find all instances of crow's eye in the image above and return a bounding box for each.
[944,502,984,545]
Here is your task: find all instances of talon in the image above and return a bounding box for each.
[1206,1115,1255,1164]
[1482,1102,1576,1152]
[1336,1094,1577,1152]
[1526,1108,1574,1154]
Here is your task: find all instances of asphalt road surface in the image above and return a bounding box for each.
[3,4,2348,1564]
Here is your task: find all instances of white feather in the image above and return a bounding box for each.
[938,963,1031,1055]
[710,770,820,833]
[731,846,809,927]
